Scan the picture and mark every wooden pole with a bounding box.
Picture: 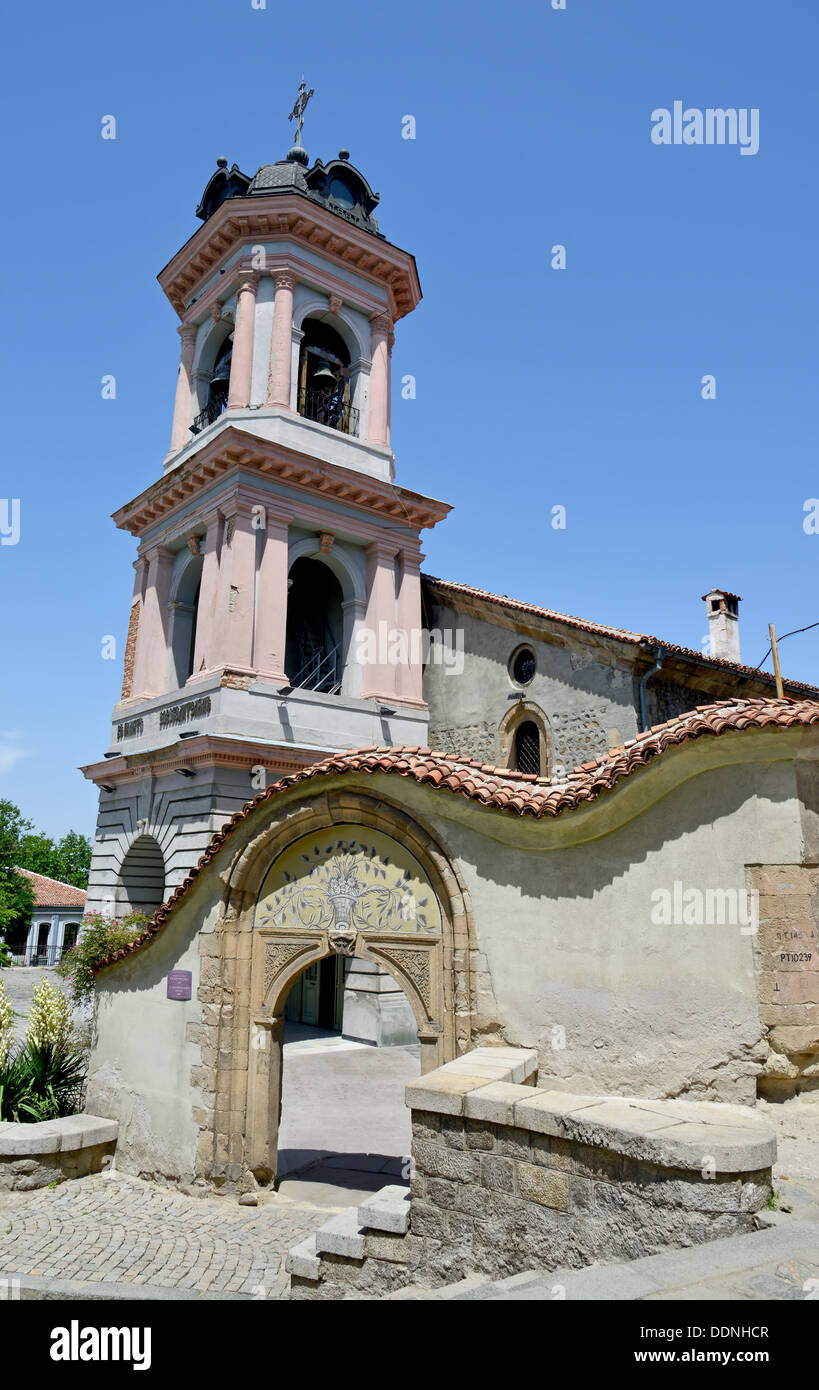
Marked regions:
[769,623,784,698]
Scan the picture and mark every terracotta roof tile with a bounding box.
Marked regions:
[92,697,819,974]
[17,870,87,909]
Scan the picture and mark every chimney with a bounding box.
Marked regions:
[702,588,742,663]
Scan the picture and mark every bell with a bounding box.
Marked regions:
[311,358,337,385]
[209,367,230,395]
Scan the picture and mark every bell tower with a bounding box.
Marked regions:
[81,103,450,964]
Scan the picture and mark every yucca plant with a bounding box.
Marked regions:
[0,1042,87,1122]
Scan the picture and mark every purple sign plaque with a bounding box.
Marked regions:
[166,970,192,1001]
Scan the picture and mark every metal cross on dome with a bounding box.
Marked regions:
[288,78,314,148]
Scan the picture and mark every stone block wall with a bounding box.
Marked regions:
[0,1116,118,1192]
[287,1048,775,1299]
[751,864,819,1099]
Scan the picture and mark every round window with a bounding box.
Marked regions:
[511,646,536,686]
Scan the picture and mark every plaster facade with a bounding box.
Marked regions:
[86,712,819,1195]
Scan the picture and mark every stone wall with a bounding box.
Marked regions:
[287,1047,775,1299]
[0,1116,118,1192]
[751,864,819,1099]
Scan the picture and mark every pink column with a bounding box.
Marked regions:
[169,324,197,452]
[130,545,175,699]
[227,273,259,410]
[368,312,392,447]
[396,548,425,705]
[254,511,290,682]
[267,270,297,408]
[213,499,257,674]
[361,541,398,701]
[190,511,222,679]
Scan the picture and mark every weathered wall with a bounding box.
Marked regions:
[85,886,221,1185]
[423,595,637,774]
[386,738,808,1104]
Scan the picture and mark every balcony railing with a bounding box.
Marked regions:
[191,391,228,436]
[298,386,359,437]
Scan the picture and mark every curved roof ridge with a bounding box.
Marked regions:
[92,697,819,973]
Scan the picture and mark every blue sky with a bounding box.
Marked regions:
[1,0,817,837]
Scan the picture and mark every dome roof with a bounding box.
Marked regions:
[195,147,383,238]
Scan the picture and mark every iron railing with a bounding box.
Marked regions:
[297,386,359,437]
[290,642,342,694]
[191,391,228,436]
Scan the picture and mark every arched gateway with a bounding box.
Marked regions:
[202,791,473,1189]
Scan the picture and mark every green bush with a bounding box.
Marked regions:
[56,910,148,1005]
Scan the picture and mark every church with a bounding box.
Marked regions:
[81,103,819,1157]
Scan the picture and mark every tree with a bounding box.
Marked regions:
[0,801,36,935]
[0,801,91,937]
[51,831,92,889]
[16,825,92,889]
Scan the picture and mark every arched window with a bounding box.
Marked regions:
[285,557,344,692]
[498,702,551,779]
[297,318,358,436]
[513,720,541,776]
[170,553,204,688]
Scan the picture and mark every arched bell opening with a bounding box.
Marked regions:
[191,330,233,434]
[297,316,358,436]
[285,555,345,692]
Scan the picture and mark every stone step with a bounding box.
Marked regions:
[313,1206,365,1260]
[357,1184,410,1235]
[285,1233,321,1281]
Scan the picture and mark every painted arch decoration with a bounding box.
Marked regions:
[255,824,442,955]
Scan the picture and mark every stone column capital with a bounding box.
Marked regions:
[272,269,297,292]
[237,271,261,296]
[178,321,198,348]
[143,543,176,566]
[370,311,393,338]
[366,539,398,563]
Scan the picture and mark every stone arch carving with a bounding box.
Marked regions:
[195,789,488,1190]
[498,700,552,778]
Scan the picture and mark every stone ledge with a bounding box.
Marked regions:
[407,1050,775,1176]
[0,1115,119,1157]
[405,1047,537,1114]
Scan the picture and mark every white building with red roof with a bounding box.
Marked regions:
[14,869,86,966]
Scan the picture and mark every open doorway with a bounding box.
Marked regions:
[276,955,421,1205]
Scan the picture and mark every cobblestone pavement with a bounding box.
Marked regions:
[0,1173,329,1299]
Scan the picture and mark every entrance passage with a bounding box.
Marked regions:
[285,955,344,1031]
[276,960,421,1205]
